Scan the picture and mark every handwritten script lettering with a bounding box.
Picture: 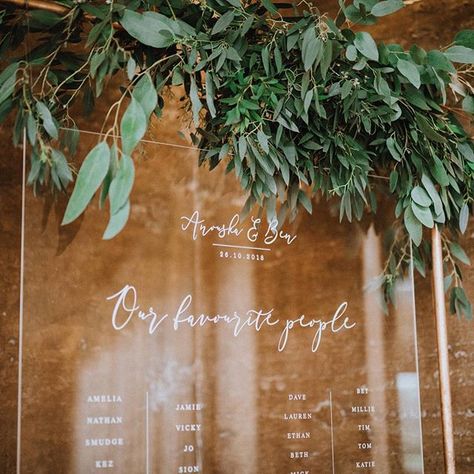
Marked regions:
[107,285,356,352]
[180,210,297,246]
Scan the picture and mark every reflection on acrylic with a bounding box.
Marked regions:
[19,138,424,473]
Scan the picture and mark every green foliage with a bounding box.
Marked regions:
[1,0,474,318]
[62,142,110,225]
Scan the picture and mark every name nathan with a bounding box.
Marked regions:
[87,416,122,425]
[107,285,356,353]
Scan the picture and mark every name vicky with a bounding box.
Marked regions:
[107,285,356,352]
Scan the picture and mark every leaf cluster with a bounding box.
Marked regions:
[0,0,473,317]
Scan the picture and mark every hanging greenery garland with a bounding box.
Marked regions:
[0,0,473,316]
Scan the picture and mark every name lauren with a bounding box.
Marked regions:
[107,285,356,353]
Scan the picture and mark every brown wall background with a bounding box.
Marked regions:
[1,1,473,472]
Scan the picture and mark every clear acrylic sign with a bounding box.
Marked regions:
[18,134,424,473]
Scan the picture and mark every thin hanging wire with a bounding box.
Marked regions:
[59,126,210,152]
[59,128,389,181]
[17,3,31,471]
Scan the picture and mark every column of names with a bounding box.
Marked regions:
[352,386,375,470]
[284,393,312,474]
[84,393,125,470]
[175,402,203,473]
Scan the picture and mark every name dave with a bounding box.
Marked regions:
[106,285,356,353]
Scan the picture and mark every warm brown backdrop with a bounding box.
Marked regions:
[1,1,473,472]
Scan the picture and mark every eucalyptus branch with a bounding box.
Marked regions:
[0,0,473,314]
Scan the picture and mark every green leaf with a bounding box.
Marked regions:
[205,72,216,118]
[51,149,72,188]
[109,155,135,215]
[298,190,312,213]
[416,114,447,143]
[132,74,157,120]
[459,142,474,162]
[421,174,443,215]
[444,45,474,64]
[302,28,321,71]
[341,80,352,99]
[90,51,106,78]
[86,20,106,47]
[100,143,117,208]
[426,50,455,73]
[411,201,434,228]
[371,0,404,17]
[29,9,63,28]
[127,57,136,81]
[190,75,202,126]
[226,46,241,62]
[121,10,175,48]
[404,206,422,246]
[261,0,278,13]
[462,96,474,114]
[304,90,312,114]
[386,136,401,161]
[0,62,18,104]
[257,129,269,153]
[262,46,270,75]
[459,203,469,234]
[103,200,130,240]
[121,97,147,155]
[0,62,19,88]
[449,242,471,265]
[431,156,450,186]
[282,143,296,166]
[320,40,333,80]
[62,142,110,225]
[389,170,398,192]
[211,11,235,36]
[404,87,430,110]
[225,106,240,125]
[238,135,247,160]
[356,0,379,10]
[444,274,453,292]
[274,44,283,72]
[343,4,377,25]
[346,45,358,61]
[36,101,58,140]
[454,30,474,49]
[226,0,241,8]
[26,113,37,145]
[354,32,379,61]
[411,186,432,207]
[64,125,80,156]
[450,286,472,320]
[397,59,421,88]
